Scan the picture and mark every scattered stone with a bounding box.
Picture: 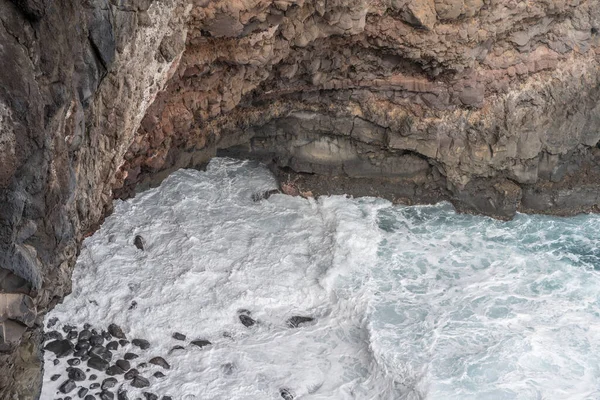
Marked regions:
[59,379,77,394]
[190,340,211,348]
[148,357,170,370]
[117,388,129,400]
[153,371,165,378]
[62,325,76,333]
[286,316,314,328]
[84,323,91,330]
[132,339,150,350]
[89,345,113,361]
[221,363,235,375]
[87,356,109,371]
[76,340,91,351]
[131,376,150,388]
[124,369,139,380]
[106,341,119,351]
[67,367,86,381]
[53,359,60,366]
[81,354,90,361]
[51,374,61,381]
[137,362,148,368]
[79,330,92,341]
[118,340,129,347]
[134,235,145,251]
[74,349,87,358]
[44,339,74,358]
[239,314,256,327]
[47,317,59,328]
[90,383,100,389]
[102,331,112,340]
[106,365,125,376]
[280,388,294,400]
[128,301,137,310]
[100,390,115,400]
[124,352,138,360]
[89,374,98,380]
[143,393,158,400]
[84,395,96,400]
[45,330,63,341]
[161,397,172,400]
[101,378,118,390]
[78,387,89,398]
[168,346,185,355]
[67,330,79,340]
[90,335,104,346]
[116,359,130,371]
[107,324,126,339]
[172,332,186,341]
[67,358,81,366]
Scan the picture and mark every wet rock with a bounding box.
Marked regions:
[47,318,59,328]
[90,335,104,346]
[78,387,89,398]
[100,391,115,400]
[59,379,77,394]
[84,324,91,330]
[87,356,109,371]
[118,340,129,347]
[148,357,170,370]
[89,345,112,361]
[106,365,125,375]
[117,388,129,400]
[106,341,119,351]
[51,374,61,381]
[124,369,139,380]
[286,316,314,328]
[128,301,138,310]
[132,339,150,350]
[76,340,91,351]
[172,332,186,341]
[107,324,126,339]
[89,374,98,380]
[79,330,92,341]
[84,395,96,400]
[153,371,165,378]
[101,378,118,390]
[131,376,150,388]
[45,330,63,341]
[63,325,76,333]
[81,354,90,361]
[67,358,81,366]
[124,352,138,360]
[161,397,172,400]
[102,331,112,340]
[134,235,145,251]
[90,383,100,389]
[68,331,79,340]
[116,359,130,371]
[45,339,74,358]
[143,393,158,400]
[54,359,60,365]
[190,340,211,348]
[239,315,256,327]
[137,362,148,368]
[168,345,185,354]
[280,388,294,400]
[74,349,87,358]
[67,367,86,381]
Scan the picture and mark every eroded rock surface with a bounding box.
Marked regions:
[1,0,599,398]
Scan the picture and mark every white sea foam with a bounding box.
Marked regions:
[42,158,600,399]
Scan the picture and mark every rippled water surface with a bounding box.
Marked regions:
[43,158,600,399]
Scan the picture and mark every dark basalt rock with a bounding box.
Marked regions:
[168,345,185,354]
[67,358,81,366]
[67,330,79,340]
[118,340,129,347]
[76,340,91,351]
[47,318,59,329]
[44,339,74,358]
[90,383,100,390]
[100,390,115,400]
[190,339,211,348]
[107,324,126,339]
[87,356,109,371]
[117,388,129,400]
[161,397,173,400]
[105,365,125,376]
[102,331,112,340]
[67,367,86,381]
[148,357,170,370]
[106,341,119,351]
[286,316,314,328]
[116,359,130,371]
[130,376,150,388]
[280,388,294,400]
[132,339,150,350]
[124,369,139,380]
[59,379,77,394]
[172,332,186,341]
[239,314,256,327]
[89,374,98,380]
[62,325,76,334]
[45,330,63,341]
[90,335,104,346]
[101,377,118,390]
[50,374,61,381]
[143,392,158,400]
[78,387,89,398]
[54,359,60,365]
[85,395,96,400]
[134,235,145,251]
[124,352,138,360]
[89,345,112,361]
[79,330,92,341]
[153,371,165,378]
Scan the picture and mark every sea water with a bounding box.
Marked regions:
[42,158,600,399]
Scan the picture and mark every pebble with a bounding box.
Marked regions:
[67,331,79,340]
[106,365,125,376]
[89,374,98,380]
[116,359,131,371]
[67,358,81,366]
[76,341,91,351]
[67,367,86,381]
[130,376,150,388]
[148,357,170,370]
[117,389,129,400]
[53,359,60,366]
[44,339,74,358]
[190,340,211,348]
[79,330,92,341]
[47,317,59,328]
[124,369,139,380]
[89,383,100,390]
[172,332,186,341]
[62,325,76,333]
[107,324,126,339]
[118,340,129,347]
[58,379,77,394]
[106,341,119,351]
[78,387,89,398]
[168,346,185,355]
[239,315,256,327]
[87,356,109,371]
[287,316,314,328]
[280,388,294,400]
[101,378,118,390]
[90,335,104,346]
[50,374,61,381]
[153,371,165,378]
[161,397,173,400]
[124,353,138,360]
[143,393,158,400]
[99,390,114,400]
[134,235,145,251]
[84,395,96,400]
[45,330,63,341]
[132,339,150,350]
[89,345,113,361]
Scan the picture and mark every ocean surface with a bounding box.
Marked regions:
[42,158,600,399]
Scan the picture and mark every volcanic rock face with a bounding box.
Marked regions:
[0,0,599,398]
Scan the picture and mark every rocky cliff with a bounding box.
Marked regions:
[0,0,599,398]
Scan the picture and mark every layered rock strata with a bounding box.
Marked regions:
[1,0,599,398]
